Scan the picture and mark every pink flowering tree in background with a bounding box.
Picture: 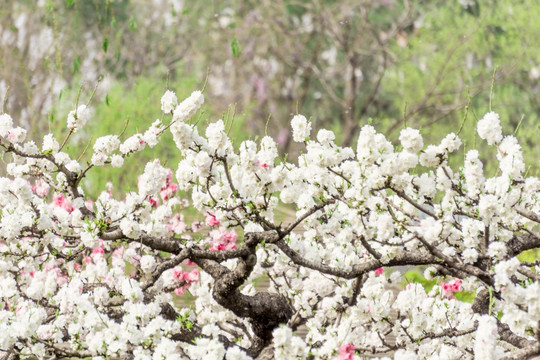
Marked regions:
[0,88,539,360]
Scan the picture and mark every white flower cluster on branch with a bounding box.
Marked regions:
[0,89,539,360]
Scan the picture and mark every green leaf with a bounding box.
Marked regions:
[129,17,137,31]
[102,37,109,53]
[231,38,241,58]
[72,56,81,74]
[66,0,74,8]
[105,94,110,107]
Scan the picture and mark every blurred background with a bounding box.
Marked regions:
[1,0,539,196]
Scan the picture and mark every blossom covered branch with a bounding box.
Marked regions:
[0,91,539,360]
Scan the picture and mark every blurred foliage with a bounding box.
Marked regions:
[382,0,540,176]
[403,269,476,303]
[518,248,540,263]
[1,0,539,197]
[403,268,438,293]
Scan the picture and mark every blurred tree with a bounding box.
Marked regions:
[1,0,538,178]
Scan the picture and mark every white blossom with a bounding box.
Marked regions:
[477,112,503,145]
[474,315,498,359]
[66,105,90,133]
[399,127,423,153]
[316,129,335,145]
[0,113,14,137]
[140,255,156,273]
[93,135,120,155]
[42,134,59,153]
[172,90,204,123]
[121,219,141,239]
[110,154,124,168]
[290,114,311,142]
[161,90,178,114]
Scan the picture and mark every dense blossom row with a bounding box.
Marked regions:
[0,88,539,359]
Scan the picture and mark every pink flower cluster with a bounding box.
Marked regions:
[205,211,220,227]
[31,179,49,197]
[21,261,68,287]
[172,267,200,295]
[209,227,237,251]
[51,192,93,212]
[160,169,178,201]
[204,211,238,251]
[441,278,462,299]
[167,213,187,234]
[52,193,74,213]
[148,169,179,207]
[338,344,355,360]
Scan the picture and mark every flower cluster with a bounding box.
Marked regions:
[0,89,538,360]
[440,278,462,299]
[66,105,91,133]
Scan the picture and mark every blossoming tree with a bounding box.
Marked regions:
[0,89,539,360]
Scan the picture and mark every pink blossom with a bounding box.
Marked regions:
[441,278,463,299]
[442,282,451,293]
[85,200,94,211]
[451,278,462,292]
[57,275,68,286]
[211,243,226,251]
[32,179,49,197]
[52,193,74,213]
[112,247,124,259]
[338,344,355,360]
[92,246,105,256]
[149,197,159,207]
[183,259,196,266]
[168,214,187,234]
[160,182,178,201]
[374,267,384,276]
[174,284,190,296]
[191,222,203,232]
[173,267,184,281]
[185,268,200,283]
[221,229,237,243]
[160,169,179,201]
[164,168,172,183]
[209,227,238,251]
[205,212,220,227]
